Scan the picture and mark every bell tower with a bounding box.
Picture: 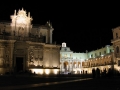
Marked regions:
[10,8,33,37]
[111,26,120,66]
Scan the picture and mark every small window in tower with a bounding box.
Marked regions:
[99,52,101,55]
[116,33,118,38]
[116,46,119,53]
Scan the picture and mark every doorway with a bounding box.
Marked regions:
[16,57,23,72]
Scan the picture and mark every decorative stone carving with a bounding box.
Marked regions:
[29,49,34,62]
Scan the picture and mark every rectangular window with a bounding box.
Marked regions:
[116,33,118,38]
[104,51,106,54]
[91,54,93,58]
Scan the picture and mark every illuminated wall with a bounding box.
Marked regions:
[111,26,120,72]
[60,42,120,74]
[27,42,60,71]
[60,42,88,74]
[30,69,59,75]
[0,8,60,75]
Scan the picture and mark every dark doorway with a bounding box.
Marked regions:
[16,57,23,72]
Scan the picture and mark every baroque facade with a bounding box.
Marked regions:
[0,8,60,75]
[60,36,120,74]
[1,8,120,75]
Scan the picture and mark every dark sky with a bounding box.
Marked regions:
[0,1,119,52]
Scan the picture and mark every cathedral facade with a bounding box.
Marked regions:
[0,8,60,75]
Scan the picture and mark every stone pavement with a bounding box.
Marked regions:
[0,77,92,90]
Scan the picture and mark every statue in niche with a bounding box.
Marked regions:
[29,61,34,65]
[29,50,34,62]
[13,31,15,36]
[18,26,25,37]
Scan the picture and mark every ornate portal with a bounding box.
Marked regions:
[0,8,60,75]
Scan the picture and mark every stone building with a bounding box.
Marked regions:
[0,8,60,75]
[82,45,114,74]
[60,42,87,74]
[60,28,120,74]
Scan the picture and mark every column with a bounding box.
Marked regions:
[26,47,30,68]
[50,29,53,44]
[61,61,64,72]
[46,31,48,43]
[9,41,15,72]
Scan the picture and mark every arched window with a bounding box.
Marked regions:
[116,33,118,38]
[116,46,119,53]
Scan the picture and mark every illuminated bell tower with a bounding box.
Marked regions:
[111,26,120,67]
[10,8,33,37]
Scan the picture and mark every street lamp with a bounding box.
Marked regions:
[111,49,115,76]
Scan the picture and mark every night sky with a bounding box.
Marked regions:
[0,1,119,52]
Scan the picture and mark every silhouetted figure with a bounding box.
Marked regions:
[81,71,82,74]
[104,68,107,77]
[108,68,113,77]
[83,70,84,74]
[96,68,100,78]
[34,71,36,75]
[92,68,95,78]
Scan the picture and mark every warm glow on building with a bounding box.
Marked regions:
[0,8,60,75]
[53,69,59,74]
[31,69,43,74]
[45,69,50,74]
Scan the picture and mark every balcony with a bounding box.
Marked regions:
[29,65,43,68]
[61,57,73,60]
[0,35,45,43]
[111,37,120,43]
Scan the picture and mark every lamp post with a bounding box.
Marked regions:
[111,50,115,77]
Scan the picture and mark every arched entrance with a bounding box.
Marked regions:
[64,61,68,72]
[73,62,77,68]
[78,62,81,68]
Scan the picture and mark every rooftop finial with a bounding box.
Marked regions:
[50,22,52,28]
[22,7,24,10]
[28,12,30,17]
[48,20,50,26]
[14,10,16,15]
